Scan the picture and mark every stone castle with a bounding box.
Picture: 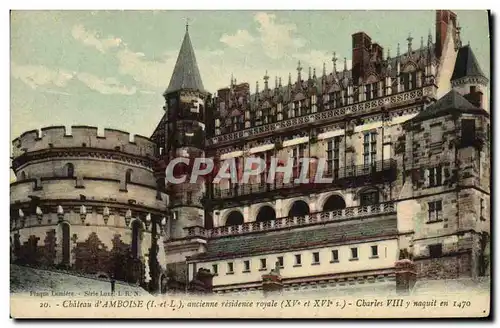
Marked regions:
[10,10,490,295]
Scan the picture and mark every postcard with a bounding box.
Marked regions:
[9,9,491,319]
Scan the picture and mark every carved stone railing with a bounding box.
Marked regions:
[186,202,396,239]
[213,159,396,200]
[208,87,433,146]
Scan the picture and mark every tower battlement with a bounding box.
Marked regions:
[12,125,156,159]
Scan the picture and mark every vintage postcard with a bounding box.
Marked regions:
[9,9,491,319]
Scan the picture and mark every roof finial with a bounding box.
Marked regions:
[421,36,424,49]
[332,52,338,73]
[322,62,326,76]
[279,77,282,87]
[407,33,413,53]
[288,72,292,85]
[297,61,303,81]
[275,76,278,89]
[263,70,269,90]
[428,29,432,45]
[185,17,190,32]
[397,43,401,57]
[230,73,234,87]
[313,67,316,79]
[387,48,391,60]
[456,20,462,48]
[308,66,312,79]
[256,80,259,93]
[343,57,347,71]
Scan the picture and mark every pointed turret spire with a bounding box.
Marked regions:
[428,29,433,45]
[279,77,282,87]
[407,33,413,53]
[288,72,292,85]
[313,67,316,79]
[332,52,338,73]
[308,67,312,80]
[297,61,303,82]
[165,26,205,94]
[263,70,269,90]
[397,43,401,57]
[275,76,278,89]
[322,62,326,76]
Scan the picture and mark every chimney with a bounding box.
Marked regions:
[352,32,372,84]
[435,10,458,58]
[464,88,483,109]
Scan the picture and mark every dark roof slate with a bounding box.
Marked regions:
[410,89,484,123]
[189,216,397,261]
[451,45,487,81]
[165,30,205,94]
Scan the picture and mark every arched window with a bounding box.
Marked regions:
[125,169,133,185]
[61,222,70,265]
[20,171,26,180]
[360,189,380,206]
[225,211,244,226]
[288,200,310,217]
[256,206,276,222]
[65,163,74,178]
[131,220,141,258]
[323,195,346,212]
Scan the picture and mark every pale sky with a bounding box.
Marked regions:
[10,10,490,140]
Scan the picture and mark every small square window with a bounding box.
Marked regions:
[350,247,358,260]
[277,256,284,268]
[212,264,218,275]
[243,260,250,272]
[294,254,302,266]
[429,244,443,258]
[312,252,320,264]
[331,250,339,263]
[371,245,379,258]
[260,258,267,270]
[227,262,234,274]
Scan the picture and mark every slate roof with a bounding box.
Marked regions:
[165,29,205,94]
[189,216,397,261]
[451,45,488,81]
[410,89,485,123]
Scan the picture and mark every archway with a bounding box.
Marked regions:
[61,222,70,265]
[323,195,346,211]
[131,220,141,258]
[225,211,244,226]
[288,200,310,217]
[256,206,276,222]
[160,274,168,294]
[65,163,74,178]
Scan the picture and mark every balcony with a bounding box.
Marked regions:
[187,201,396,239]
[212,159,397,200]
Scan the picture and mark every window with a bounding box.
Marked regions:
[125,169,132,185]
[292,144,306,179]
[294,254,302,266]
[331,250,339,263]
[429,244,443,258]
[66,163,75,178]
[430,123,442,144]
[360,190,379,206]
[327,137,341,178]
[260,258,267,270]
[428,166,443,187]
[277,256,284,268]
[350,247,358,260]
[480,199,485,221]
[212,264,218,275]
[227,262,234,274]
[243,260,250,272]
[312,252,320,264]
[428,200,443,222]
[461,119,476,147]
[363,132,377,166]
[311,95,317,113]
[371,245,379,258]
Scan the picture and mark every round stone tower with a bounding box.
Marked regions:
[10,125,168,290]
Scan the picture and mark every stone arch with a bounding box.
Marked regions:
[287,200,310,217]
[256,205,276,222]
[402,61,418,73]
[59,221,71,265]
[225,210,244,226]
[365,74,379,84]
[65,163,74,178]
[130,219,142,259]
[322,194,347,212]
[160,273,168,294]
[125,169,133,186]
[318,192,347,211]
